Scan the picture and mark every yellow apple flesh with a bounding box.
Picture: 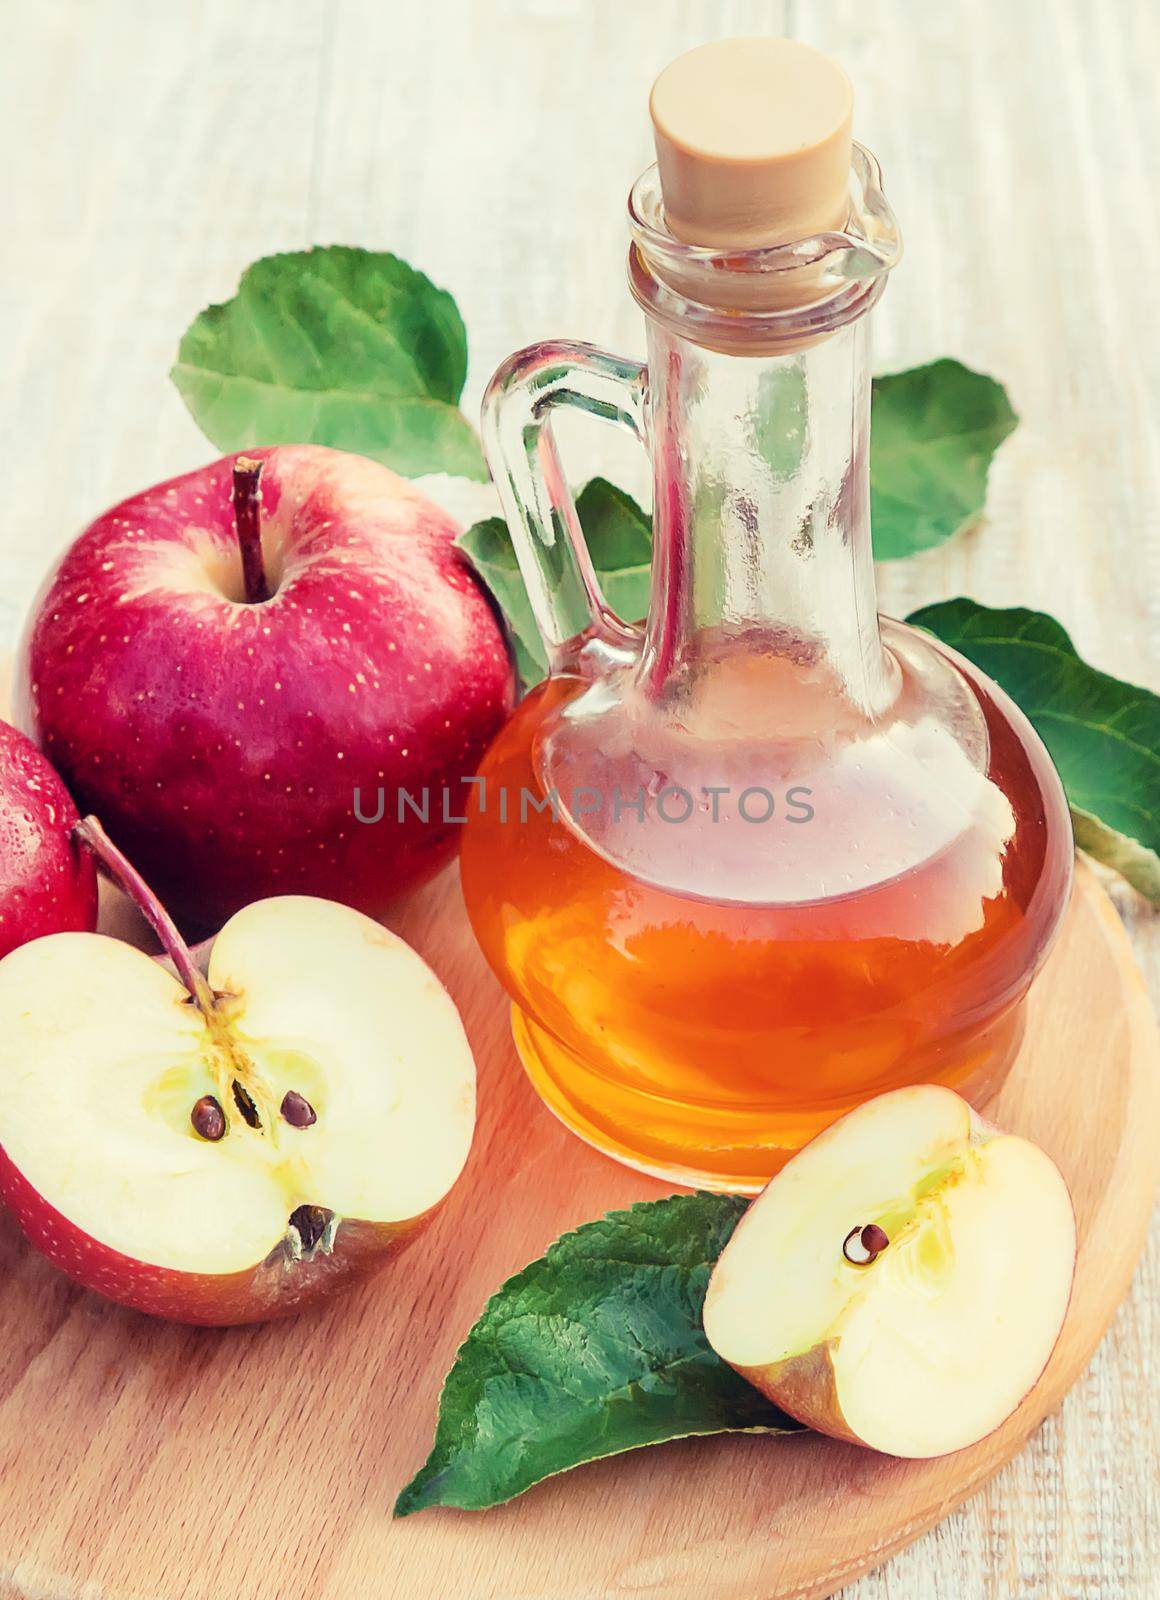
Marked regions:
[702,1085,1076,1458]
[0,895,476,1324]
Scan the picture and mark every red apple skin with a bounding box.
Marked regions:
[730,1345,863,1448]
[16,446,517,935]
[0,719,97,956]
[738,1331,1069,1458]
[0,1140,434,1325]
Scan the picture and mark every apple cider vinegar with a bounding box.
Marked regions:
[462,653,1070,1192]
[461,39,1072,1191]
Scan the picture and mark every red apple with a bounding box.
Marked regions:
[17,446,516,934]
[0,818,476,1325]
[703,1085,1076,1457]
[0,718,97,956]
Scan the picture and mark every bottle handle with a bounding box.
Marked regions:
[481,340,648,670]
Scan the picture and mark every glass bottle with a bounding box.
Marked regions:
[460,54,1072,1194]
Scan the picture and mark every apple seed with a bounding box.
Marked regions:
[280,1090,317,1128]
[191,1095,226,1142]
[842,1223,890,1265]
[231,1079,262,1130]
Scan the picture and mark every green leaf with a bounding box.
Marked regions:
[573,477,653,624]
[870,359,1018,560]
[909,599,1160,901]
[751,365,809,482]
[171,246,487,480]
[456,514,548,686]
[458,478,652,688]
[395,1193,798,1515]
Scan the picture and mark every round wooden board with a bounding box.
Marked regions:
[0,859,1154,1600]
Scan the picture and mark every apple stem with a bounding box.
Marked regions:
[232,456,271,605]
[73,816,217,1015]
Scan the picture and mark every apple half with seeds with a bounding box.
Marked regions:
[703,1085,1076,1458]
[0,819,475,1325]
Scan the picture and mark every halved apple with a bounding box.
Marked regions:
[0,821,475,1325]
[702,1085,1076,1458]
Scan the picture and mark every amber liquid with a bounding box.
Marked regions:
[461,658,1072,1192]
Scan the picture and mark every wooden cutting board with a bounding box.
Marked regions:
[0,858,1155,1600]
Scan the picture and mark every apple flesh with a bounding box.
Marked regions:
[0,825,475,1325]
[17,445,516,935]
[0,718,97,957]
[702,1085,1076,1458]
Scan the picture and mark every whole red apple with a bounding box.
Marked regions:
[17,446,516,934]
[0,719,97,955]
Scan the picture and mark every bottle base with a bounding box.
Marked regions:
[511,1002,1024,1195]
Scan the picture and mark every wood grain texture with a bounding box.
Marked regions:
[0,864,1151,1600]
[2,0,1158,1594]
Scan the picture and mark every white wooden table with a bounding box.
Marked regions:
[3,1,1158,1594]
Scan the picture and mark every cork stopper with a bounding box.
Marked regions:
[650,37,853,249]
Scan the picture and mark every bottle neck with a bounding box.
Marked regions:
[638,315,895,719]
